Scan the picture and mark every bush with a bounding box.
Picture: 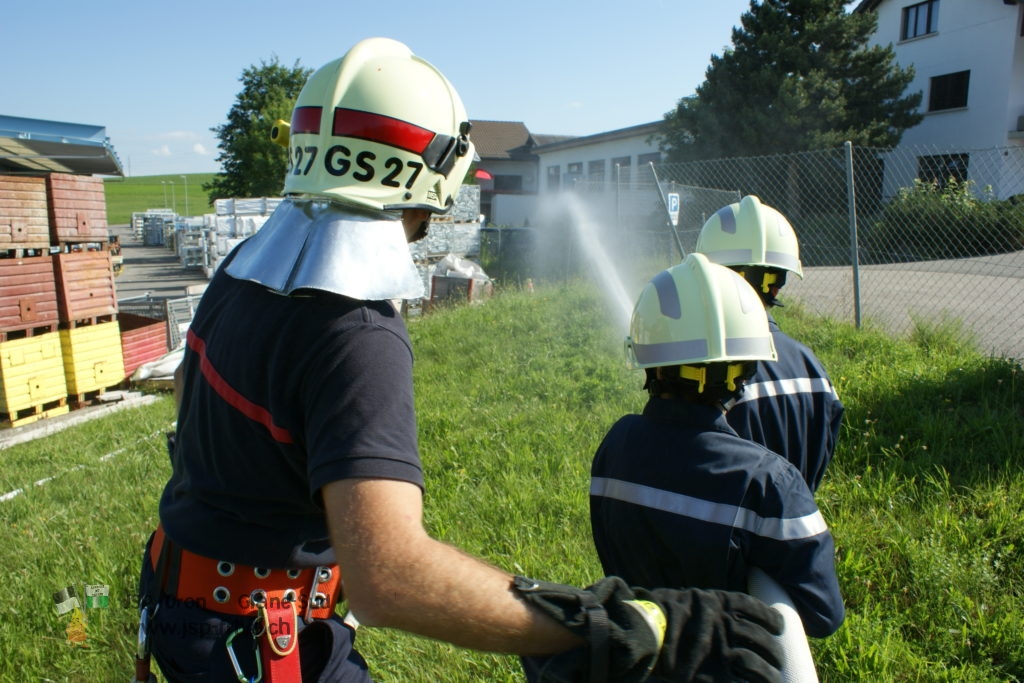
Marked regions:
[870,178,1024,261]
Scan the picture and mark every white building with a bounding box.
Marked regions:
[855,0,1024,197]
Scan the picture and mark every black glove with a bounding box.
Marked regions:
[514,575,784,683]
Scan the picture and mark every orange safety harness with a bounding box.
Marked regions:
[138,525,343,682]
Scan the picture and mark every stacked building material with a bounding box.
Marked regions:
[0,172,132,426]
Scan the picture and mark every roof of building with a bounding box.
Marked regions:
[0,115,124,176]
[532,121,663,154]
[469,120,576,160]
[470,120,532,159]
[852,0,880,11]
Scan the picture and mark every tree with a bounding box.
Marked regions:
[204,56,312,202]
[660,0,923,162]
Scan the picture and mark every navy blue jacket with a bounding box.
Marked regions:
[590,398,844,638]
[725,314,844,492]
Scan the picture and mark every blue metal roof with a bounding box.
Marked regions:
[0,114,124,176]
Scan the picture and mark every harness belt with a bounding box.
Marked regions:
[147,525,344,682]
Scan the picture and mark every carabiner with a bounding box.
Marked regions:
[225,627,262,683]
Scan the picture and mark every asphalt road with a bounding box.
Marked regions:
[111,223,210,302]
[785,250,1024,361]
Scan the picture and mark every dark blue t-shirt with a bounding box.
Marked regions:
[159,257,423,568]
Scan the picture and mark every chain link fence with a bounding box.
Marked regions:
[562,143,1024,361]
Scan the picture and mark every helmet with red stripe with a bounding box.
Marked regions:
[282,37,474,214]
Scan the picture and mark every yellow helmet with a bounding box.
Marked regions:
[625,253,776,392]
[280,37,474,214]
[696,195,803,271]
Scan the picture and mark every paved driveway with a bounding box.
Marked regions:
[785,250,1024,361]
[111,224,210,302]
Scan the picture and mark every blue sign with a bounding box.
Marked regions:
[667,192,680,226]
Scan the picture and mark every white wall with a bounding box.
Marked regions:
[537,133,662,193]
[873,0,1022,149]
[491,194,538,227]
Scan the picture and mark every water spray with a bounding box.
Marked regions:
[553,192,636,332]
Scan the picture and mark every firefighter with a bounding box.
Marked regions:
[136,38,785,682]
[588,253,845,645]
[695,195,845,492]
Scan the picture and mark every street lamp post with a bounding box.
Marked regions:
[161,181,168,207]
[170,181,176,215]
[180,175,190,217]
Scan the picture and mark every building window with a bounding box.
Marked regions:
[637,152,662,167]
[918,153,969,187]
[567,162,583,175]
[901,0,939,40]
[929,70,969,111]
[611,157,632,183]
[588,159,605,181]
[494,175,522,193]
[547,165,560,191]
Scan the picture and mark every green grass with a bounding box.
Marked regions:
[0,280,1021,682]
[103,174,216,225]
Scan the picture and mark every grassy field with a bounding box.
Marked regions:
[0,279,1021,682]
[103,174,216,225]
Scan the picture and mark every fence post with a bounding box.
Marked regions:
[649,162,687,260]
[844,141,863,329]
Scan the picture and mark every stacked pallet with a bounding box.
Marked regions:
[0,172,136,427]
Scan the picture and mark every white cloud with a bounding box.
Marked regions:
[152,145,172,157]
[193,143,208,155]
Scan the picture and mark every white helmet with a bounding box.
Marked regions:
[625,253,776,392]
[279,37,474,214]
[696,196,802,305]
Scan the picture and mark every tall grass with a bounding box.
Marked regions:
[0,280,1020,682]
[103,174,216,225]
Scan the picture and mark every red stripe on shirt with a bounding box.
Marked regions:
[331,108,434,154]
[186,329,294,444]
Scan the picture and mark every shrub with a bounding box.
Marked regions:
[870,178,1024,261]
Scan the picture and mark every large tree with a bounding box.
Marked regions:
[205,56,312,202]
[661,0,923,161]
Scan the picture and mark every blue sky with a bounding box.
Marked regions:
[5,1,794,177]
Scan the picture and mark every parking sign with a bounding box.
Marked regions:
[667,192,680,226]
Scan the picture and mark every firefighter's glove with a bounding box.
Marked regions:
[514,575,784,683]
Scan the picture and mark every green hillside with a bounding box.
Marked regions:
[103,174,216,225]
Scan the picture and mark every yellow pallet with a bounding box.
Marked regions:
[0,331,69,415]
[59,320,125,397]
[2,400,70,428]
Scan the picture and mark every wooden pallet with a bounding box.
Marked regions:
[60,314,117,329]
[68,386,123,410]
[1,398,69,428]
[0,248,51,259]
[0,324,58,343]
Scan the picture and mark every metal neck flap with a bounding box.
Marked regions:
[224,199,424,301]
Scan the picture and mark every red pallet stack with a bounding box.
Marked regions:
[0,175,68,425]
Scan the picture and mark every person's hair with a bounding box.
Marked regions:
[643,362,754,406]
